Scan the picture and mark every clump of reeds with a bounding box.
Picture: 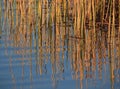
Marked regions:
[2,0,120,85]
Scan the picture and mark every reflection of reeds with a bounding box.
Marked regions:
[1,0,120,89]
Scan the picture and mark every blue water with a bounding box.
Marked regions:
[0,30,120,89]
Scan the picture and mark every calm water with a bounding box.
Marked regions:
[0,0,120,89]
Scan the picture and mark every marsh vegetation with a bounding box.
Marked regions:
[0,0,120,89]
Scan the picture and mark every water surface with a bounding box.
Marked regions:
[0,0,120,89]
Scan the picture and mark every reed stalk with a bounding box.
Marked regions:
[91,0,96,37]
[108,0,112,44]
[0,0,1,31]
[118,0,120,71]
[119,0,120,33]
[111,0,115,43]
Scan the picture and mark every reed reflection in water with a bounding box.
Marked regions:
[0,0,120,89]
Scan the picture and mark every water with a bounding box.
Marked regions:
[0,0,120,89]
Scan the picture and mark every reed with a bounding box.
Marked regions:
[111,0,115,42]
[0,1,1,31]
[118,0,120,73]
[118,0,120,40]
[1,1,120,88]
[4,0,119,36]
